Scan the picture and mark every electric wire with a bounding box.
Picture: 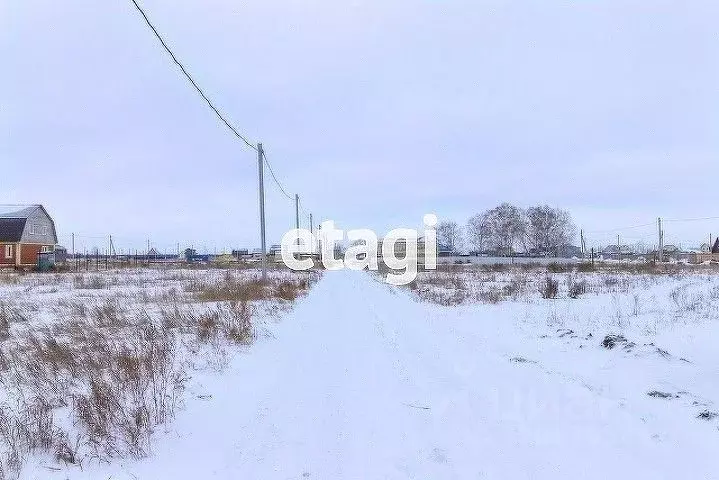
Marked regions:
[130,0,309,219]
[130,0,257,150]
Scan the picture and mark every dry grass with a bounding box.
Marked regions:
[185,271,311,304]
[73,275,107,290]
[404,263,716,306]
[0,274,20,286]
[0,266,319,479]
[0,320,186,472]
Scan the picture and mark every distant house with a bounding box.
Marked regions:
[556,244,582,258]
[662,244,680,255]
[713,238,719,254]
[602,244,634,256]
[0,205,58,268]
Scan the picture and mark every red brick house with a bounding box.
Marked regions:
[0,205,58,268]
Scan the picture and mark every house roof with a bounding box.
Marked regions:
[0,218,27,242]
[0,205,58,244]
[0,205,43,218]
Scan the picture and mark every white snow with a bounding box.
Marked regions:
[18,268,719,480]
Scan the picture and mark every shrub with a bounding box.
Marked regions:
[540,276,559,299]
[196,313,219,343]
[567,277,587,299]
[503,274,530,300]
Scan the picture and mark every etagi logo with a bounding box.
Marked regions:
[281,214,438,286]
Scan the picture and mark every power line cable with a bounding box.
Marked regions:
[129,0,257,150]
[260,149,294,201]
[664,216,719,223]
[130,0,310,218]
[298,197,308,216]
[585,222,656,235]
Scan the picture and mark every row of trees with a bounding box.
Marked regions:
[437,204,576,256]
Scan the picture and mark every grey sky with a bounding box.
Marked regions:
[2,0,717,253]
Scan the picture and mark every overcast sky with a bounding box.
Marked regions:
[2,0,717,253]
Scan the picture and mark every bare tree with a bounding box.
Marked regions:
[467,212,490,253]
[437,221,462,253]
[482,203,525,256]
[523,205,575,255]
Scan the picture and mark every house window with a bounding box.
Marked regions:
[4,245,13,259]
[41,246,52,253]
[42,226,48,235]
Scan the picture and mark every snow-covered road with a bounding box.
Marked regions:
[51,270,719,480]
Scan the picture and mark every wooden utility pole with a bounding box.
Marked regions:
[258,143,267,281]
[72,233,75,271]
[295,194,300,232]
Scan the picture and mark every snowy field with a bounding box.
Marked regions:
[1,264,719,479]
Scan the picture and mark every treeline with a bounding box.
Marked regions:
[437,203,576,256]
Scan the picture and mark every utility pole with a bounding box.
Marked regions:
[617,234,621,261]
[309,213,314,255]
[72,233,75,271]
[657,217,663,263]
[295,194,300,232]
[258,143,267,281]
